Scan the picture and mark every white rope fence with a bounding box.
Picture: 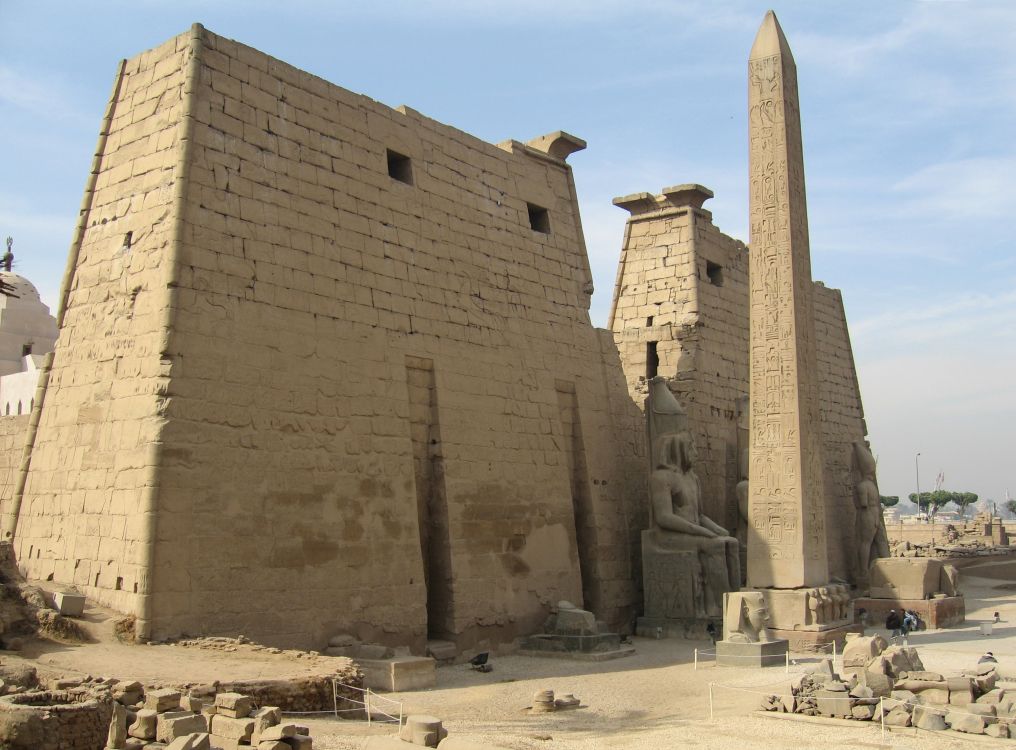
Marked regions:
[282,681,404,727]
[694,640,838,672]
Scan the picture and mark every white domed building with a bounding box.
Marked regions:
[0,272,58,417]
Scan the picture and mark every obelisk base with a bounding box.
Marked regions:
[765,624,860,653]
[716,639,788,667]
[743,585,860,653]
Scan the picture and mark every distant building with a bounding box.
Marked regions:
[0,272,57,416]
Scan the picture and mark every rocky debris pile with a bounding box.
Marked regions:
[157,635,321,660]
[0,542,86,649]
[762,636,1014,738]
[0,661,40,695]
[890,537,1007,559]
[102,685,315,749]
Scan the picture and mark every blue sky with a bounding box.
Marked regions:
[1,0,1013,507]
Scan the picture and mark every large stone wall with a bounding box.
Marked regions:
[13,33,187,616]
[13,26,644,651]
[0,416,30,527]
[608,186,747,528]
[609,186,868,583]
[813,284,868,580]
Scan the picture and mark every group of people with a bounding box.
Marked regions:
[885,608,921,638]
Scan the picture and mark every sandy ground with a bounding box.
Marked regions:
[3,558,1014,749]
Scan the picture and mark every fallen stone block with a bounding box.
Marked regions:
[967,704,996,718]
[842,635,887,670]
[258,742,289,750]
[251,706,283,743]
[108,701,128,748]
[52,591,86,617]
[116,682,144,706]
[851,704,876,720]
[146,688,183,712]
[259,723,298,741]
[815,690,852,718]
[947,712,987,734]
[882,646,923,676]
[977,688,1006,704]
[166,734,212,750]
[849,685,873,699]
[210,713,255,742]
[860,670,894,697]
[997,700,1016,719]
[885,708,912,727]
[986,723,1010,739]
[286,736,313,749]
[214,691,253,718]
[947,677,974,705]
[400,715,447,747]
[157,711,208,743]
[359,656,437,692]
[974,671,998,693]
[129,709,158,740]
[913,705,947,731]
[180,694,205,712]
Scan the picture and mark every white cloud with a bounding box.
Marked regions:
[891,157,1016,221]
[0,67,93,127]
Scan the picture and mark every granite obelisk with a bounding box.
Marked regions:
[746,11,828,589]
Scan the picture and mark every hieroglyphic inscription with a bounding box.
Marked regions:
[746,15,829,589]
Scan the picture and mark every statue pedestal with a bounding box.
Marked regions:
[642,532,705,618]
[744,587,861,653]
[639,534,713,639]
[635,616,711,640]
[716,639,788,667]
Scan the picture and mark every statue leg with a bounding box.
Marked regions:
[700,540,731,618]
[724,537,741,590]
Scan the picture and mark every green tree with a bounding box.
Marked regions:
[1006,499,1016,518]
[908,491,933,514]
[952,492,978,517]
[879,495,899,507]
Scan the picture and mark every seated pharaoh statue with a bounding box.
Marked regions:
[642,377,741,621]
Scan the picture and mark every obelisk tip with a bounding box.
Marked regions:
[749,10,794,63]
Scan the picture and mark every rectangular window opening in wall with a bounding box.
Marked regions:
[21,343,32,357]
[387,149,413,185]
[646,315,654,327]
[646,341,659,379]
[527,203,551,234]
[706,260,724,286]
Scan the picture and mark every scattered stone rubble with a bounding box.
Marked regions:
[0,670,346,749]
[0,541,86,649]
[761,635,1014,738]
[891,538,1009,559]
[107,685,316,750]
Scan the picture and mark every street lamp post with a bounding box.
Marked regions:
[915,452,922,521]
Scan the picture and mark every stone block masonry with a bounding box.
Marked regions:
[10,24,644,652]
[609,185,868,586]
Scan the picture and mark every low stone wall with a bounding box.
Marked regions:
[215,671,365,716]
[0,690,113,750]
